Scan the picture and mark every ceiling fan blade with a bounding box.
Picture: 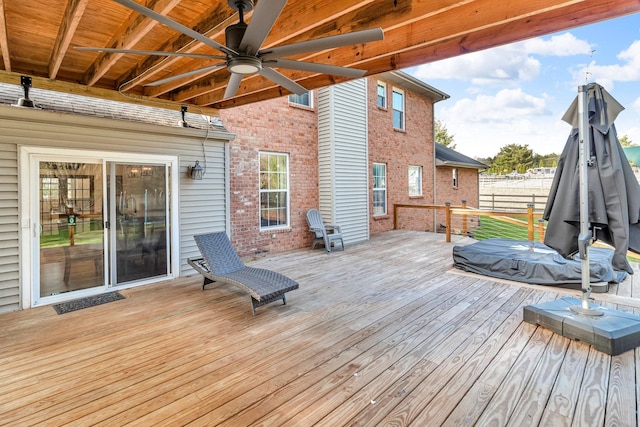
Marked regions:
[75,46,226,60]
[265,58,366,78]
[259,67,307,95]
[224,72,244,99]
[239,0,287,55]
[145,63,227,86]
[113,0,237,56]
[260,28,384,60]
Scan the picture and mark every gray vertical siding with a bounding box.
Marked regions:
[0,104,232,313]
[317,80,370,245]
[0,142,19,313]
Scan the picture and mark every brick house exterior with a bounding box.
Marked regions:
[220,72,483,256]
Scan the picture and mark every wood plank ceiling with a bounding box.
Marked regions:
[0,0,638,112]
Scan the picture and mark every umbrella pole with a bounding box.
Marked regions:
[571,84,603,316]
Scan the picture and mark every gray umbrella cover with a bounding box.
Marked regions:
[543,83,640,274]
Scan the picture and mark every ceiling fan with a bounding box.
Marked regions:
[77,0,384,99]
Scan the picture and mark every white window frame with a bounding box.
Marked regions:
[408,165,422,196]
[377,81,387,109]
[392,87,405,130]
[373,162,387,216]
[259,152,290,230]
[288,91,313,108]
[453,168,458,188]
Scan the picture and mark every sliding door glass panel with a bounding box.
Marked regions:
[110,163,168,284]
[39,161,104,296]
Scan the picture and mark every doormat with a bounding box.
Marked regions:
[53,291,125,315]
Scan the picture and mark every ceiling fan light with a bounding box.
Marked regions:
[228,56,262,74]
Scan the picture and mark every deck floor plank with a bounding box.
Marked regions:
[0,230,639,426]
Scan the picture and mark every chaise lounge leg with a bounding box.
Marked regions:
[202,277,215,290]
[282,294,287,306]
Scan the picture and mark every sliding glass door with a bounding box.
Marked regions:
[32,151,175,305]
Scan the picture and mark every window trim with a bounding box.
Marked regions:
[373,162,387,216]
[392,87,405,130]
[408,165,423,197]
[376,81,387,109]
[288,91,313,108]
[259,151,290,230]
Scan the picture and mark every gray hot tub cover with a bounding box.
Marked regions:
[453,238,626,285]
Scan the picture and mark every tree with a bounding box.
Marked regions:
[620,135,635,147]
[493,144,535,174]
[435,119,456,149]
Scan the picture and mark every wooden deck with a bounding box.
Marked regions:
[1,231,640,426]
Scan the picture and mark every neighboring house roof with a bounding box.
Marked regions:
[378,71,450,103]
[435,143,487,169]
[0,82,230,134]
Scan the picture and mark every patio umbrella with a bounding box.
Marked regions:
[543,82,640,275]
[523,84,640,356]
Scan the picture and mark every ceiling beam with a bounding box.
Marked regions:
[170,0,487,103]
[49,0,89,79]
[140,0,376,98]
[0,0,10,71]
[117,2,238,92]
[207,0,640,109]
[83,0,182,86]
[0,69,219,115]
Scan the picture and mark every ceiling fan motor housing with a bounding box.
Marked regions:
[225,22,247,52]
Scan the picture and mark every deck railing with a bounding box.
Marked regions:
[394,203,545,243]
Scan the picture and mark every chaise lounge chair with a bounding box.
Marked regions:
[188,232,299,315]
[306,209,344,252]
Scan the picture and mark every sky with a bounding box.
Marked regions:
[405,13,640,160]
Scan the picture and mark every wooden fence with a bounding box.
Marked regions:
[479,193,548,213]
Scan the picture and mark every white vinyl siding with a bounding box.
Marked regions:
[317,80,369,245]
[1,104,231,312]
[0,141,19,314]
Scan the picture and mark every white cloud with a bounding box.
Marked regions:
[411,46,541,85]
[412,32,593,87]
[520,33,593,56]
[572,40,640,87]
[436,89,565,158]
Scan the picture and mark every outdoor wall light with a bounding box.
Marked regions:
[190,160,204,180]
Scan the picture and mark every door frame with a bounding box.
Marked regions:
[19,146,180,308]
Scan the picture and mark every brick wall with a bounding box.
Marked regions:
[367,78,436,234]
[435,166,480,233]
[219,97,318,257]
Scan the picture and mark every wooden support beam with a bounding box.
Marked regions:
[83,0,182,86]
[49,0,89,79]
[0,0,10,71]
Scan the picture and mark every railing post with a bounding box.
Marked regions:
[532,194,536,212]
[394,204,398,229]
[445,202,451,243]
[461,199,467,236]
[538,218,545,242]
[527,203,534,241]
[491,193,495,210]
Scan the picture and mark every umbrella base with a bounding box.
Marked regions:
[523,297,640,355]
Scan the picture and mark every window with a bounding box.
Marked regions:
[377,81,387,108]
[288,91,312,107]
[392,88,405,130]
[452,168,458,188]
[373,163,387,215]
[259,152,289,229]
[408,165,422,196]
